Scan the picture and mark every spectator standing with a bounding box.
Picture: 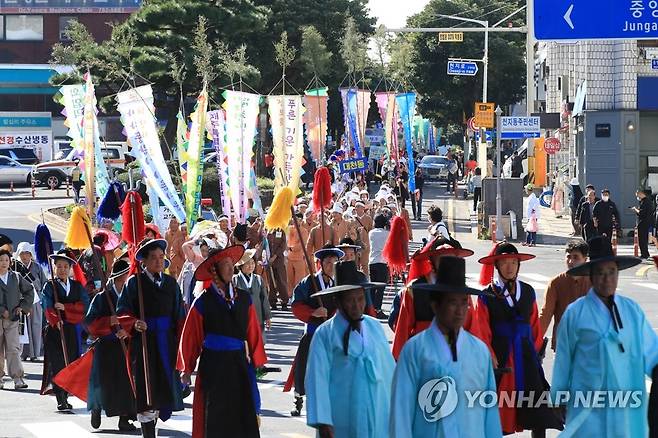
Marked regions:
[411,167,424,220]
[592,188,621,239]
[632,189,654,259]
[472,168,483,212]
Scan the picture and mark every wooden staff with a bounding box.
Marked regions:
[80,220,136,398]
[128,192,152,407]
[290,207,323,308]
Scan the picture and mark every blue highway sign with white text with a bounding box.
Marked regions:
[447,61,478,76]
[534,0,658,40]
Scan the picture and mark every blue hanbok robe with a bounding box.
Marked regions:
[552,288,658,437]
[390,320,502,437]
[305,311,395,438]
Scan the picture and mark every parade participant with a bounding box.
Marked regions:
[305,261,393,437]
[538,241,591,351]
[552,236,658,436]
[368,214,390,319]
[390,256,501,437]
[428,205,450,240]
[217,214,231,238]
[287,214,309,299]
[12,242,47,361]
[180,237,218,307]
[391,237,476,360]
[116,238,185,438]
[285,244,345,416]
[0,248,33,390]
[231,222,249,247]
[165,218,187,280]
[475,242,563,437]
[0,233,13,252]
[178,245,267,438]
[330,203,351,245]
[234,248,271,341]
[306,211,334,256]
[80,233,110,294]
[41,250,88,409]
[85,259,137,431]
[266,226,288,311]
[144,224,161,239]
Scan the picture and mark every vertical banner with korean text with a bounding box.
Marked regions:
[223,90,260,223]
[268,95,305,195]
[206,110,232,219]
[57,85,85,153]
[303,87,328,165]
[346,89,363,157]
[82,75,97,211]
[116,85,186,221]
[176,111,189,195]
[396,92,417,192]
[185,87,208,225]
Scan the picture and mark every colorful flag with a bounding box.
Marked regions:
[185,86,208,225]
[356,89,370,155]
[176,111,189,194]
[268,95,305,195]
[116,85,186,222]
[82,74,96,211]
[396,92,417,192]
[206,110,232,221]
[303,87,328,165]
[56,85,85,153]
[346,89,363,157]
[222,90,261,223]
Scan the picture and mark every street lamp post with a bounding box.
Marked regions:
[495,105,503,241]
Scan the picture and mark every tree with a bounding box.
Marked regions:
[404,0,526,128]
[300,25,332,80]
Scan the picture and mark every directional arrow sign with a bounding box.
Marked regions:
[447,61,478,76]
[534,0,658,40]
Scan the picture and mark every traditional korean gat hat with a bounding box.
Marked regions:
[478,242,535,286]
[49,249,77,266]
[311,261,384,298]
[567,236,640,276]
[194,245,246,281]
[314,244,345,261]
[411,256,494,297]
[108,259,130,280]
[135,238,167,261]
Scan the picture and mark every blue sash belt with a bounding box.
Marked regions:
[494,320,539,392]
[306,322,319,336]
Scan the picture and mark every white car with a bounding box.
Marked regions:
[0,156,33,185]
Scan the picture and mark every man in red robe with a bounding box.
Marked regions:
[177,245,267,438]
[391,236,478,360]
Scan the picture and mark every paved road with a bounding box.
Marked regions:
[0,184,657,437]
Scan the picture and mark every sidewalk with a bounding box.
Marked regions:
[0,186,73,201]
[535,204,575,245]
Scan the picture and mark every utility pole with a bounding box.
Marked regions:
[495,105,503,241]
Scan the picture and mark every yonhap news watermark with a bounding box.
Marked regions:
[418,378,645,422]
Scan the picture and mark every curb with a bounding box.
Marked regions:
[28,210,68,236]
[0,196,72,202]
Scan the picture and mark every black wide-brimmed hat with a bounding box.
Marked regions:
[314,244,345,261]
[49,249,77,266]
[135,238,168,261]
[412,256,494,296]
[567,236,641,276]
[194,245,246,281]
[0,233,13,248]
[336,237,361,252]
[478,242,535,265]
[108,259,130,280]
[311,261,385,298]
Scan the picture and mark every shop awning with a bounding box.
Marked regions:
[0,64,73,95]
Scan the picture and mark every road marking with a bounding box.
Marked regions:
[636,265,654,277]
[22,421,95,438]
[632,282,658,291]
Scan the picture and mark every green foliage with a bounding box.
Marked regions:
[300,26,332,78]
[405,0,526,128]
[274,31,297,72]
[341,17,369,77]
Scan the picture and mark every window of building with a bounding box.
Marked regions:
[5,15,44,41]
[59,16,77,41]
[0,16,4,40]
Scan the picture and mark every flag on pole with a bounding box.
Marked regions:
[185,86,208,225]
[303,88,328,165]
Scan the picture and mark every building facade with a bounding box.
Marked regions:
[534,40,658,227]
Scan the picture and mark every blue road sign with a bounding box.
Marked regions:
[500,132,541,140]
[447,61,478,76]
[653,59,658,70]
[533,0,658,41]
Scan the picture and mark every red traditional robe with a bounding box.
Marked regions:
[177,283,266,438]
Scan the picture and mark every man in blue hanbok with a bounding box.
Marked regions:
[390,256,502,438]
[553,236,658,437]
[305,260,394,438]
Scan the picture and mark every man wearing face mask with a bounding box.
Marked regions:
[631,189,654,259]
[592,189,621,239]
[475,243,563,437]
[305,261,393,438]
[177,245,267,438]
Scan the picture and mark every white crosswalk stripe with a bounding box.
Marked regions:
[632,282,658,291]
[22,421,95,438]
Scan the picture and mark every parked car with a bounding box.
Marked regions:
[0,156,33,185]
[31,145,128,189]
[0,148,40,165]
[418,155,450,180]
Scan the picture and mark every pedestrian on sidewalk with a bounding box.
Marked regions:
[578,189,599,242]
[0,248,33,390]
[305,261,394,438]
[592,188,621,239]
[71,159,83,203]
[538,240,591,351]
[524,184,540,247]
[411,167,424,220]
[552,236,658,436]
[631,189,654,259]
[472,167,483,212]
[569,178,584,236]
